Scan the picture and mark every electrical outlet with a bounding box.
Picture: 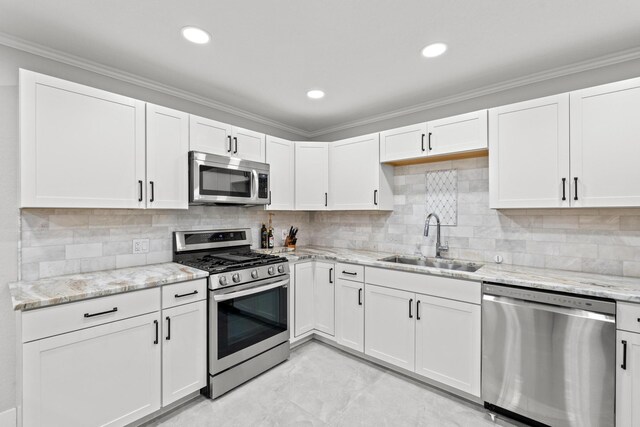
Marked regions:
[133,238,149,254]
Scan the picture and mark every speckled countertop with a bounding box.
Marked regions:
[9,262,209,311]
[258,246,640,303]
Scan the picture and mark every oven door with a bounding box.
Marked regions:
[209,276,289,374]
[190,151,269,205]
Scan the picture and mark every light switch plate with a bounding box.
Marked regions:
[133,239,149,254]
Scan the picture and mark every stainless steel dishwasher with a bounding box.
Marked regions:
[482,283,616,427]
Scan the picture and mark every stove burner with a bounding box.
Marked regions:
[178,250,287,274]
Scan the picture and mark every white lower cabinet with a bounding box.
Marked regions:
[294,262,315,337]
[162,300,207,406]
[293,261,336,338]
[364,284,416,371]
[314,262,335,336]
[22,312,161,427]
[335,278,364,352]
[414,295,481,397]
[617,315,640,426]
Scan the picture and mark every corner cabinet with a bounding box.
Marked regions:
[292,261,336,339]
[266,136,295,210]
[20,69,146,208]
[189,114,265,162]
[313,262,335,336]
[329,134,393,210]
[294,142,329,210]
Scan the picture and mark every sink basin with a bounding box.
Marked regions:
[379,256,483,273]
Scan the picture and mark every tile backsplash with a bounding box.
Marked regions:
[20,156,640,280]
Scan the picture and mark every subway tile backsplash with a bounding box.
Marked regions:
[19,156,640,280]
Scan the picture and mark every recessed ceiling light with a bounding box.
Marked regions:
[421,43,447,58]
[181,26,211,44]
[307,90,325,99]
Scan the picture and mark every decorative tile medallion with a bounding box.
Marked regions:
[426,169,457,226]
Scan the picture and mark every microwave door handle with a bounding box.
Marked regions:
[213,279,289,302]
[251,169,259,200]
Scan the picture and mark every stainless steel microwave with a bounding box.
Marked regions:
[189,151,270,206]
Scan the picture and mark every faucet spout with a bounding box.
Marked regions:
[424,213,448,258]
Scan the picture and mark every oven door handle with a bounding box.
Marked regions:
[213,279,289,302]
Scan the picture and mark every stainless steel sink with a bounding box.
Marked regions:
[379,255,483,273]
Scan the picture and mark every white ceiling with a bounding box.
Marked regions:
[1,0,640,136]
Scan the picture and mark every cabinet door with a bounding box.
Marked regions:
[570,77,640,207]
[426,110,487,156]
[617,331,640,427]
[489,94,570,208]
[364,284,415,371]
[189,114,232,155]
[19,69,146,208]
[414,295,481,397]
[329,134,380,210]
[294,142,329,210]
[162,300,207,406]
[146,104,189,209]
[266,136,295,210]
[294,262,315,337]
[22,312,161,427]
[232,126,266,162]
[314,262,335,336]
[335,278,364,352]
[380,123,428,162]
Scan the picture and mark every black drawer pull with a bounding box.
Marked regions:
[358,288,363,305]
[227,135,232,152]
[138,180,143,202]
[150,181,155,203]
[374,189,378,206]
[562,178,566,201]
[166,316,171,341]
[421,133,426,152]
[84,307,118,318]
[428,132,432,150]
[325,192,328,207]
[622,340,628,370]
[175,290,198,298]
[342,271,358,276]
[233,137,238,154]
[573,177,578,201]
[329,268,333,284]
[409,298,413,318]
[416,300,421,320]
[153,320,159,345]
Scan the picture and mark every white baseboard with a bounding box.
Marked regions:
[0,408,16,427]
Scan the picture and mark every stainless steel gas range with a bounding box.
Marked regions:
[173,228,290,398]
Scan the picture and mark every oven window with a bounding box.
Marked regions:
[199,165,252,198]
[218,285,287,359]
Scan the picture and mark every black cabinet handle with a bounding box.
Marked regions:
[175,290,198,298]
[153,320,159,344]
[562,178,566,201]
[421,133,426,152]
[329,268,333,284]
[84,307,118,318]
[233,137,238,154]
[166,316,171,341]
[325,192,328,207]
[622,340,628,370]
[358,288,363,305]
[409,298,413,318]
[374,190,378,206]
[573,177,578,201]
[417,300,421,320]
[428,132,432,151]
[227,135,232,152]
[138,180,143,202]
[342,271,357,276]
[149,181,155,203]
[269,190,272,206]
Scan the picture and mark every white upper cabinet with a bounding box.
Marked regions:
[146,104,189,210]
[295,142,329,210]
[329,133,393,210]
[426,110,488,156]
[489,94,570,209]
[189,114,265,162]
[20,69,146,208]
[266,136,295,210]
[570,77,640,207]
[380,123,428,162]
[189,115,232,156]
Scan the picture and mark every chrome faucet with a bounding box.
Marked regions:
[424,213,449,258]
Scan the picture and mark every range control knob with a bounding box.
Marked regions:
[277,265,285,274]
[268,266,275,275]
[232,273,241,283]
[219,276,228,286]
[251,270,259,279]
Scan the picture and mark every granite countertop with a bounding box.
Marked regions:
[9,262,209,311]
[258,246,640,303]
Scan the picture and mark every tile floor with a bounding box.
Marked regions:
[148,341,519,427]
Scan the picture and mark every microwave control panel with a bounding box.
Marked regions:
[258,174,269,199]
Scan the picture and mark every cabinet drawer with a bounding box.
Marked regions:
[617,302,640,333]
[162,278,207,309]
[337,263,364,282]
[22,287,161,343]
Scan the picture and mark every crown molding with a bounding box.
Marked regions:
[0,32,311,138]
[306,46,640,138]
